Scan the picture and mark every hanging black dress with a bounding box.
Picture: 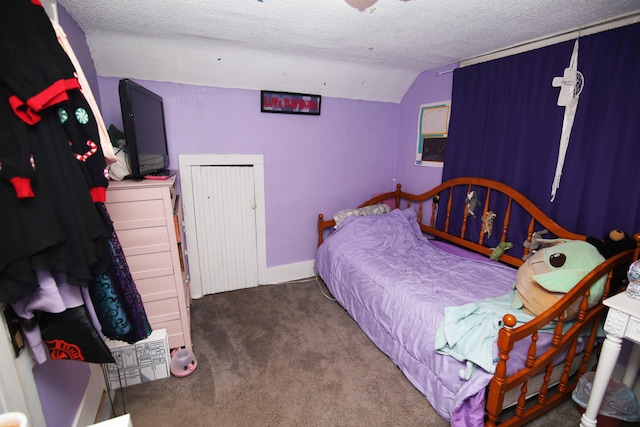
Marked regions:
[0,0,111,302]
[1,0,151,352]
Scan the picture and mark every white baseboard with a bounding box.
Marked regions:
[264,260,316,285]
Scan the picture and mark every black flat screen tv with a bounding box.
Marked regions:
[118,78,170,178]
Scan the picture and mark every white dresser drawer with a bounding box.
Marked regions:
[106,186,163,203]
[144,298,181,324]
[144,303,185,349]
[153,319,185,349]
[116,226,171,256]
[136,275,178,302]
[127,251,174,280]
[106,199,167,230]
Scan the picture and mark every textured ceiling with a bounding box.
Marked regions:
[58,0,640,102]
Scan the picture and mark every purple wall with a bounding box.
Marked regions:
[394,65,456,195]
[96,71,455,268]
[33,361,90,427]
[98,78,401,267]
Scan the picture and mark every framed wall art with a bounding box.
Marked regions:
[415,100,451,167]
[261,91,321,115]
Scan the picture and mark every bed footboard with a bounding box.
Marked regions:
[487,246,640,426]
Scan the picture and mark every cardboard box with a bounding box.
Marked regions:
[105,329,170,389]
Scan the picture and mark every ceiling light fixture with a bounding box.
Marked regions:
[345,0,378,12]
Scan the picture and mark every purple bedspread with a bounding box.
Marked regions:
[315,208,519,426]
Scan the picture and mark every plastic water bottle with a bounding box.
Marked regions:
[627,260,640,299]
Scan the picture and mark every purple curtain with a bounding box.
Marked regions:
[442,23,640,241]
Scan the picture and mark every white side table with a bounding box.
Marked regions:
[580,292,640,427]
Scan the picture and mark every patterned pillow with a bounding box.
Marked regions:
[333,204,391,228]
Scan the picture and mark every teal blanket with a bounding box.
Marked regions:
[433,291,535,379]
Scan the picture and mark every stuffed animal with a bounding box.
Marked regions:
[586,229,636,259]
[522,229,570,261]
[465,191,480,217]
[490,241,513,260]
[482,211,496,237]
[512,240,605,319]
[586,229,637,292]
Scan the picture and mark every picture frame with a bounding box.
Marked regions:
[415,100,451,168]
[261,90,321,115]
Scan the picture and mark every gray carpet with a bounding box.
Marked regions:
[110,278,587,426]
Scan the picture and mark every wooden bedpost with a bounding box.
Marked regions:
[523,218,536,259]
[318,214,325,247]
[430,194,440,227]
[486,313,517,426]
[394,183,401,209]
[444,188,453,233]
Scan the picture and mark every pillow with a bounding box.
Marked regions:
[333,204,391,228]
[511,240,605,319]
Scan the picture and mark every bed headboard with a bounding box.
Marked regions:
[318,177,640,270]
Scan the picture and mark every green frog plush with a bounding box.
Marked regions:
[511,240,605,319]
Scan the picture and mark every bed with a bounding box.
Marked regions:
[314,177,640,427]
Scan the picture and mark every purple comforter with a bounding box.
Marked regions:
[315,208,518,426]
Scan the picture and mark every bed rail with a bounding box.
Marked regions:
[317,177,640,425]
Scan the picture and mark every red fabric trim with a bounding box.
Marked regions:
[90,187,106,203]
[27,78,79,112]
[64,78,82,91]
[9,177,35,198]
[46,91,69,107]
[9,78,81,123]
[31,0,42,6]
[8,96,41,124]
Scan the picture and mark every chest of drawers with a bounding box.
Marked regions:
[105,175,191,350]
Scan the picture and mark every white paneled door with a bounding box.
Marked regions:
[179,155,267,298]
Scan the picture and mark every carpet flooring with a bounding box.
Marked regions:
[110,278,589,426]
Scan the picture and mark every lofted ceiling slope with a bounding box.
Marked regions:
[58,0,640,102]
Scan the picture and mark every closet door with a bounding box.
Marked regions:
[179,155,267,298]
